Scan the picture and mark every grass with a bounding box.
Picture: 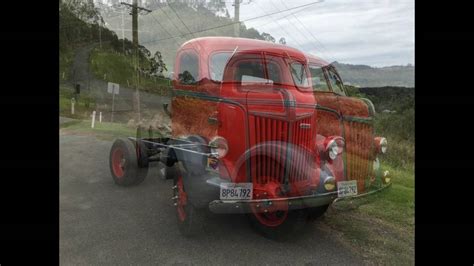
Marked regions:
[322,162,414,265]
[59,47,74,82]
[89,47,171,95]
[60,84,96,119]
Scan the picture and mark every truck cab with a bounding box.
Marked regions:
[109,37,390,239]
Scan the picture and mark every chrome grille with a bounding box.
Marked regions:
[343,120,373,192]
[252,116,313,184]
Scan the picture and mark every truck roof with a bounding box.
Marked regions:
[304,52,330,67]
[180,36,308,62]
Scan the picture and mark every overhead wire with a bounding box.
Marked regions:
[140,0,324,45]
[278,0,339,63]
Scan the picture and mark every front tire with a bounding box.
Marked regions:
[172,166,205,237]
[109,138,148,186]
[247,209,307,241]
[305,204,329,221]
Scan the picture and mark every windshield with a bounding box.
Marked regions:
[289,62,310,89]
[309,65,331,92]
[326,67,346,95]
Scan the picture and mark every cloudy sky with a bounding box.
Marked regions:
[226,0,414,67]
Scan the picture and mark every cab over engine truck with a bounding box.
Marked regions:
[109,37,391,239]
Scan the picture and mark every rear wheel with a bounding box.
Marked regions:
[109,138,148,186]
[172,166,205,237]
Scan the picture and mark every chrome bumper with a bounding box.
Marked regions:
[208,181,392,214]
[333,181,392,203]
[208,192,338,214]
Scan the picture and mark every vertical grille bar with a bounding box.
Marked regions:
[255,117,262,183]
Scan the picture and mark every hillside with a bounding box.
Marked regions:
[334,62,414,88]
[102,2,276,72]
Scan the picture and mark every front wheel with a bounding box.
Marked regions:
[247,180,306,240]
[172,166,205,237]
[247,209,307,241]
[305,204,329,221]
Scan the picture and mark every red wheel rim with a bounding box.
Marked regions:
[250,180,289,227]
[253,209,288,227]
[112,148,125,178]
[176,175,188,222]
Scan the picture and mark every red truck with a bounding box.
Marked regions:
[109,37,391,239]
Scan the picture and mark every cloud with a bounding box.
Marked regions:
[233,0,414,67]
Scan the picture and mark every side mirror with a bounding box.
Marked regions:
[163,103,172,118]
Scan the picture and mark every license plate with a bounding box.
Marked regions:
[220,183,253,200]
[337,180,358,198]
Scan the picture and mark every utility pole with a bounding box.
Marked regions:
[234,0,240,37]
[121,9,125,54]
[99,20,102,49]
[120,0,151,123]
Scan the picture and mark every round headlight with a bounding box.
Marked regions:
[374,137,388,154]
[328,140,338,160]
[326,138,344,160]
[209,136,228,158]
[380,138,387,154]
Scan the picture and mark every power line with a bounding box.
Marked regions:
[152,1,187,36]
[250,5,309,29]
[278,0,339,63]
[161,1,210,61]
[166,1,197,39]
[146,5,183,48]
[252,0,307,49]
[267,0,333,61]
[141,0,324,45]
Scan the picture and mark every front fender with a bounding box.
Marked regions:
[231,141,318,183]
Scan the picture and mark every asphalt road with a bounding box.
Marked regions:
[60,133,364,265]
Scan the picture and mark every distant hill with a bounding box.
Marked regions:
[333,62,414,88]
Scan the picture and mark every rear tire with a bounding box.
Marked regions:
[109,138,148,186]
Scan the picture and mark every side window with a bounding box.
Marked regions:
[178,51,199,85]
[210,52,232,82]
[309,65,330,92]
[289,62,310,88]
[326,68,346,95]
[266,61,282,84]
[234,60,267,84]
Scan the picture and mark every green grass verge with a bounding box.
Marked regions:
[323,163,414,264]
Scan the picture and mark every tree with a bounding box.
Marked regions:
[278,37,286,45]
[261,32,276,43]
[149,51,168,77]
